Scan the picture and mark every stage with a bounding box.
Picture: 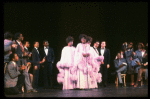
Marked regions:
[4,83,148,97]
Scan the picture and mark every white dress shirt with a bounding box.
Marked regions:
[44,46,48,56]
[141,51,145,57]
[24,46,28,51]
[100,47,105,56]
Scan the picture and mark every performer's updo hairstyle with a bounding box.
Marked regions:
[86,36,93,43]
[66,36,74,44]
[79,34,87,40]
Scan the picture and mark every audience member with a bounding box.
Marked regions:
[4,53,25,95]
[133,42,146,83]
[134,52,148,87]
[122,42,128,51]
[124,42,134,86]
[113,52,127,87]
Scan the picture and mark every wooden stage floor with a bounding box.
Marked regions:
[4,83,148,97]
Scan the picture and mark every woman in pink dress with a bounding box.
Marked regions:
[74,34,103,89]
[57,36,76,90]
[86,36,103,89]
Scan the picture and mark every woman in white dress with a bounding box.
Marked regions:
[57,36,77,90]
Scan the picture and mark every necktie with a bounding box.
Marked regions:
[20,42,24,53]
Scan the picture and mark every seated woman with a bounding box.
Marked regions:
[134,52,148,87]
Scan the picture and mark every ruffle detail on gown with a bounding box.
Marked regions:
[57,72,65,84]
[94,56,104,65]
[57,61,74,68]
[70,73,78,81]
[96,73,102,83]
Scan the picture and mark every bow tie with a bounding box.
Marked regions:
[44,47,48,49]
[101,48,105,50]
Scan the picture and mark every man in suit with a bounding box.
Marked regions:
[40,40,55,89]
[14,33,24,66]
[93,41,100,56]
[14,33,37,93]
[113,52,127,87]
[32,41,45,89]
[4,53,25,95]
[98,41,110,87]
[23,41,32,65]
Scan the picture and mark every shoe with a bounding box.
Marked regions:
[27,89,38,93]
[119,83,124,87]
[134,81,141,88]
[18,91,23,94]
[31,89,38,92]
[130,83,134,86]
[111,72,116,75]
[26,90,32,93]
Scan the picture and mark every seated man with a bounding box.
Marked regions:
[4,53,25,95]
[112,52,127,87]
[134,52,148,87]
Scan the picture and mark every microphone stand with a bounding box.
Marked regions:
[85,44,91,90]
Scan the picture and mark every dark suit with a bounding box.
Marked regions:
[32,47,41,89]
[98,48,110,86]
[23,47,32,65]
[40,47,55,88]
[15,40,23,66]
[15,41,33,91]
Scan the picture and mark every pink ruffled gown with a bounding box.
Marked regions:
[74,43,103,89]
[89,47,104,88]
[57,46,77,90]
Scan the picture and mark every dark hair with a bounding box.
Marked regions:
[9,53,16,61]
[86,36,93,43]
[137,42,145,49]
[94,40,100,44]
[4,32,13,39]
[66,36,74,44]
[15,32,21,40]
[23,41,29,45]
[33,41,39,45]
[43,40,48,44]
[101,41,106,45]
[128,42,133,45]
[79,34,87,40]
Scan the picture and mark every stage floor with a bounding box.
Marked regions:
[4,83,148,97]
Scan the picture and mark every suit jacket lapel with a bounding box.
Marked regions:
[43,48,46,56]
[35,48,40,58]
[99,48,106,56]
[99,48,101,55]
[104,48,106,56]
[93,47,99,55]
